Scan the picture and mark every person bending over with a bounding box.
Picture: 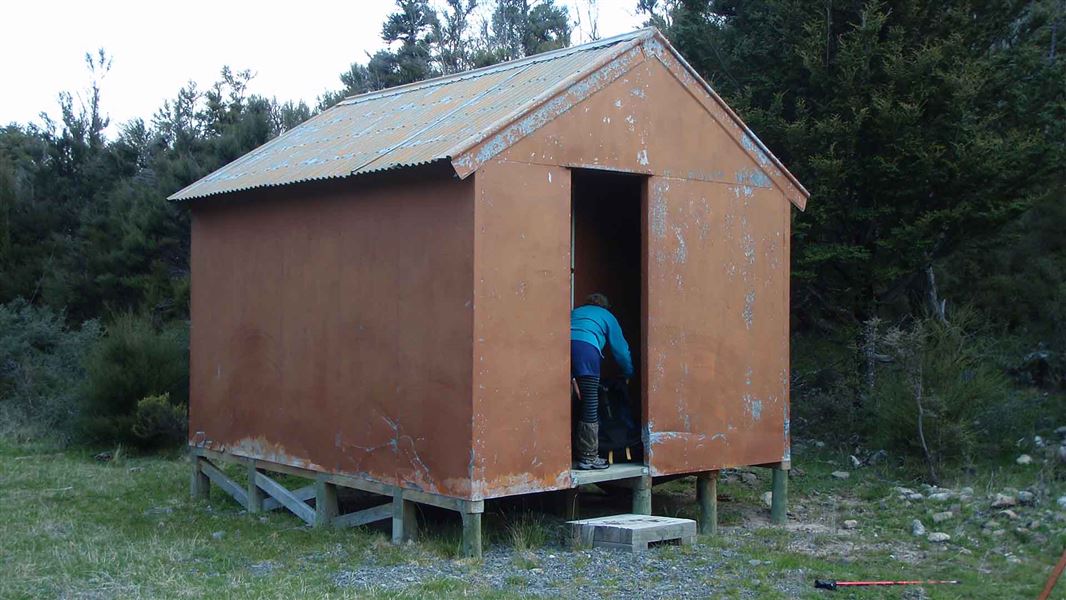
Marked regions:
[570,293,634,470]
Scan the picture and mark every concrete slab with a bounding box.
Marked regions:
[568,513,696,553]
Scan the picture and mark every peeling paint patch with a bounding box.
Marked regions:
[743,290,756,329]
[673,227,687,264]
[636,148,649,166]
[735,168,772,189]
[744,394,763,422]
[741,134,773,167]
[630,87,645,98]
[613,98,623,108]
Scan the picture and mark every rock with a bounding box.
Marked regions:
[762,491,773,508]
[907,493,925,501]
[932,511,954,523]
[814,440,826,448]
[982,520,1000,530]
[791,466,806,477]
[1056,425,1066,438]
[211,531,225,540]
[927,532,950,543]
[1034,435,1045,448]
[911,519,926,536]
[999,509,1020,520]
[991,529,1006,537]
[960,486,974,496]
[849,455,862,468]
[749,559,763,567]
[93,451,113,462]
[895,487,916,495]
[1057,496,1066,509]
[1017,490,1035,505]
[991,493,1017,509]
[740,472,759,485]
[928,492,952,502]
[831,471,850,480]
[1016,454,1033,465]
[843,519,858,530]
[868,449,888,465]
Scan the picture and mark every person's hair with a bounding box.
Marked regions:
[585,293,610,309]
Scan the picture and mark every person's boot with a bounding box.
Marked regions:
[575,421,609,470]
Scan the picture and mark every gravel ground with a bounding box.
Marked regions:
[333,543,809,598]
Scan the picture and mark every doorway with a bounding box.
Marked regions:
[570,168,645,464]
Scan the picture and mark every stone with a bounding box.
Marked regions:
[991,493,1017,509]
[849,455,862,468]
[842,519,858,530]
[568,514,697,553]
[932,511,954,523]
[762,491,773,508]
[999,509,1020,520]
[911,519,926,536]
[982,520,1000,530]
[907,493,925,501]
[960,487,974,496]
[1056,496,1066,509]
[749,559,763,566]
[831,471,850,480]
[927,532,950,543]
[868,449,888,465]
[991,529,1006,537]
[1017,491,1035,505]
[814,440,826,448]
[1034,435,1045,448]
[211,531,225,540]
[1016,454,1033,465]
[740,472,758,485]
[1056,425,1066,438]
[895,487,916,496]
[928,492,952,502]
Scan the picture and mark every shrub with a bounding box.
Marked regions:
[80,313,188,447]
[868,310,1012,482]
[130,393,187,447]
[0,299,101,444]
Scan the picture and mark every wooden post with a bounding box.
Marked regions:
[696,471,717,535]
[632,474,652,515]
[246,462,264,513]
[461,511,482,559]
[391,488,417,543]
[771,467,788,525]
[190,456,209,500]
[315,478,339,527]
[562,488,580,521]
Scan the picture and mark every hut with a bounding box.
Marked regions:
[171,28,809,557]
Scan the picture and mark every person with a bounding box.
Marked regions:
[571,293,634,470]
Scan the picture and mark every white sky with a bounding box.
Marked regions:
[1,0,646,135]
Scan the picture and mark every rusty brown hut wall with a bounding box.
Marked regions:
[189,169,477,498]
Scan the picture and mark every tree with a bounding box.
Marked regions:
[647,0,1064,331]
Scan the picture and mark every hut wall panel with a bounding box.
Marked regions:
[190,174,476,498]
[470,162,573,499]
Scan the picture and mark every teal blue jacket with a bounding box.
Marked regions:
[570,305,634,378]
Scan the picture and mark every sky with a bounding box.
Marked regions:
[1,0,646,136]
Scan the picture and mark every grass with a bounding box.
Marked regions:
[1,440,1063,598]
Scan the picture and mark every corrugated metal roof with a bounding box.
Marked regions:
[169,29,652,201]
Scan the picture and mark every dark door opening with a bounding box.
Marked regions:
[571,169,645,465]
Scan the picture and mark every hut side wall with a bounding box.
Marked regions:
[189,173,477,498]
[470,162,573,500]
[491,53,791,476]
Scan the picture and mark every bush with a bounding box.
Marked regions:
[80,313,188,447]
[0,299,101,444]
[130,393,187,447]
[867,311,1012,482]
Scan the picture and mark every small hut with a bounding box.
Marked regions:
[171,28,809,557]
